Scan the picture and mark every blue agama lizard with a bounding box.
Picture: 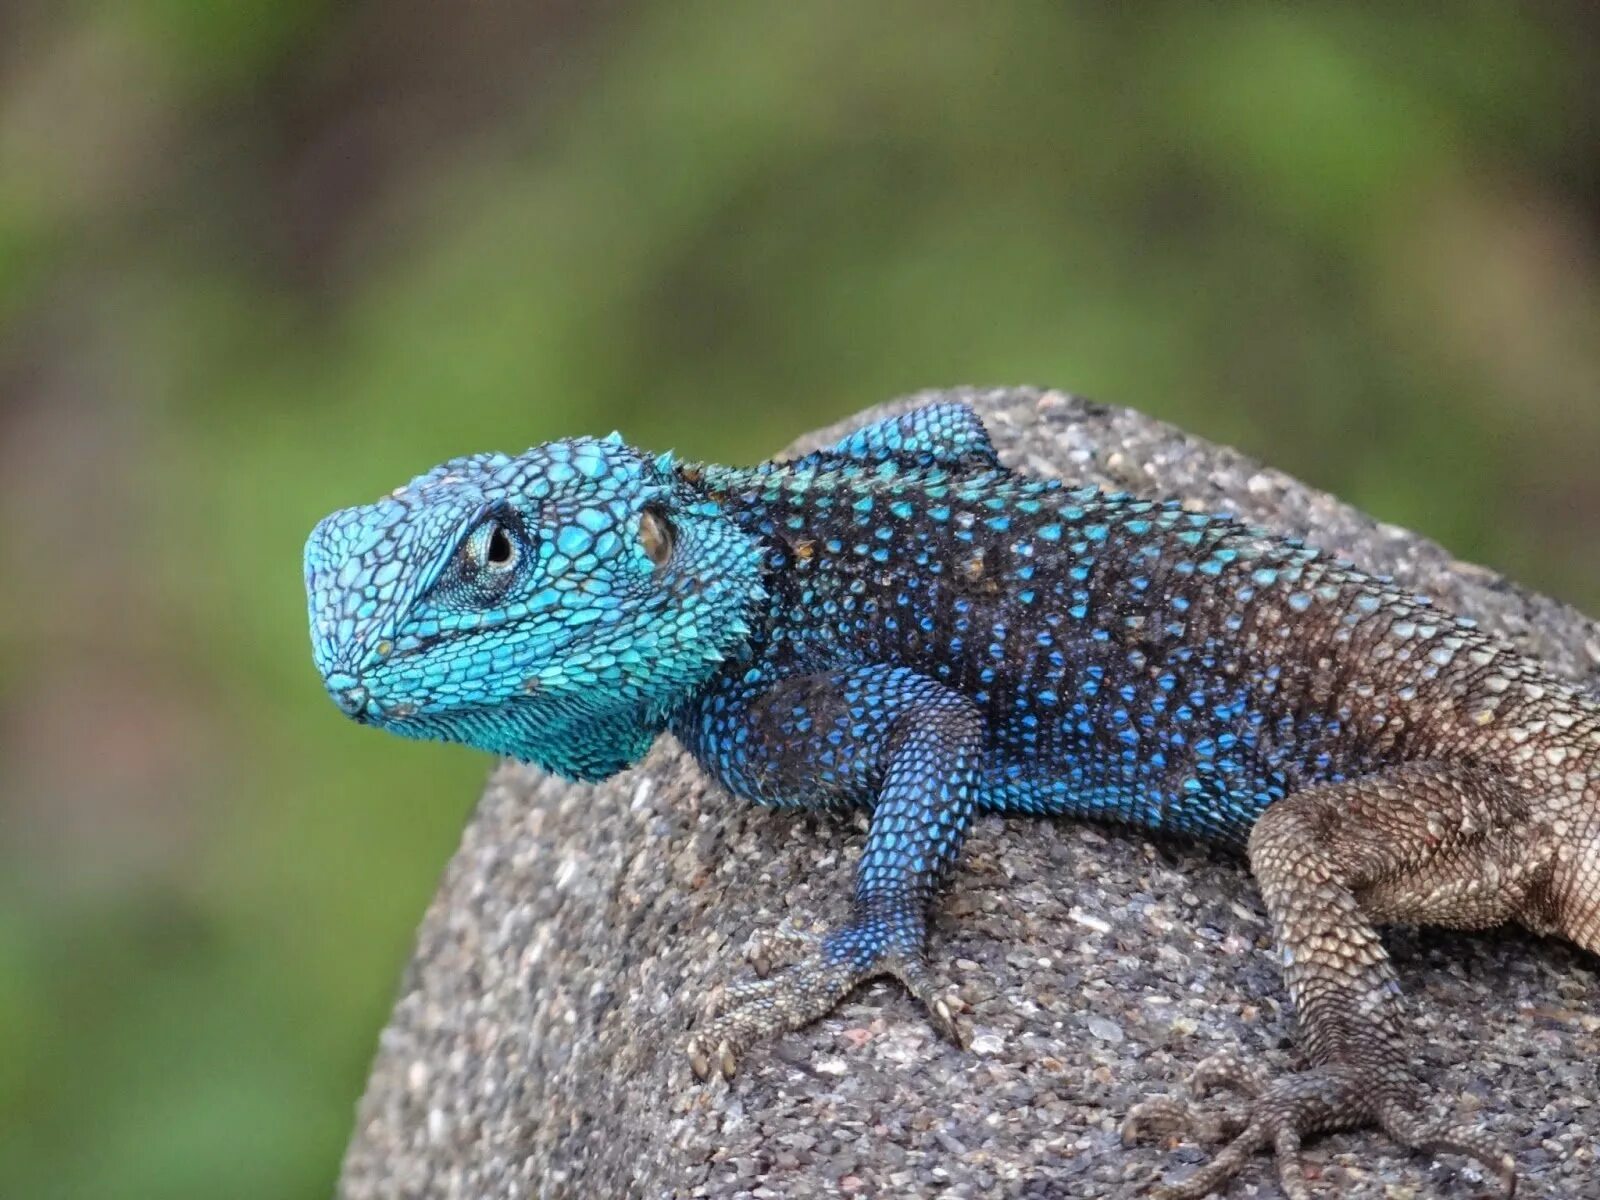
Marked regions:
[305,401,1598,1198]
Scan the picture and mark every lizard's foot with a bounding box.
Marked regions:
[686,920,964,1080]
[1122,1053,1516,1200]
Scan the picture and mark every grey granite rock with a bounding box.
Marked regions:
[338,387,1600,1200]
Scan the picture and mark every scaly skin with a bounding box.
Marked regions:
[305,403,1599,1197]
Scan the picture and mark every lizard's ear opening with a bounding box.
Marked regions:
[639,506,675,568]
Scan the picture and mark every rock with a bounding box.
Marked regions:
[338,386,1600,1199]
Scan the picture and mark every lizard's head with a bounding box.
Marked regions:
[304,435,764,780]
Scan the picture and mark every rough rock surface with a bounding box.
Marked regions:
[339,387,1600,1200]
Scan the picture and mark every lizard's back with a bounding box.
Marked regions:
[702,454,1600,847]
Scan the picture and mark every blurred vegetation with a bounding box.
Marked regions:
[2,3,1598,1197]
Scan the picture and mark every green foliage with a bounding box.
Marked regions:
[2,4,1597,1196]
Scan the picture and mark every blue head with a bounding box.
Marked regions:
[304,435,764,780]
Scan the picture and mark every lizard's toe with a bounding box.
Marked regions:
[1122,1095,1248,1148]
[885,951,966,1046]
[686,922,962,1080]
[1188,1050,1270,1099]
[687,955,858,1079]
[1121,1052,1264,1147]
[1378,1104,1517,1196]
[744,929,810,980]
[1126,1057,1515,1199]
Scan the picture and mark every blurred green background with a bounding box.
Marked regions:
[2,4,1598,1197]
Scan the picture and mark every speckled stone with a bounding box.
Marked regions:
[338,387,1600,1200]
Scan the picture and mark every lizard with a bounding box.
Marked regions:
[304,401,1599,1198]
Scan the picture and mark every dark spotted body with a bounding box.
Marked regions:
[677,454,1577,851]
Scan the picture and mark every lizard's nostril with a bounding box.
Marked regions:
[323,672,372,717]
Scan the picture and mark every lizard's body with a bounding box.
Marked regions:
[306,403,1598,1198]
[683,456,1591,847]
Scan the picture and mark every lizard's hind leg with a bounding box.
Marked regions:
[1127,763,1536,1199]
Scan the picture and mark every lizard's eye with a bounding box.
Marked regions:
[464,520,519,574]
[639,506,674,568]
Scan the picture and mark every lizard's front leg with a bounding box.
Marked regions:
[683,665,985,1080]
[1126,763,1530,1199]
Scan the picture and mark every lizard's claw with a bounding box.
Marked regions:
[745,930,808,980]
[686,926,964,1081]
[1122,1055,1516,1200]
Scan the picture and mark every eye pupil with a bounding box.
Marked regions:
[486,526,514,566]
